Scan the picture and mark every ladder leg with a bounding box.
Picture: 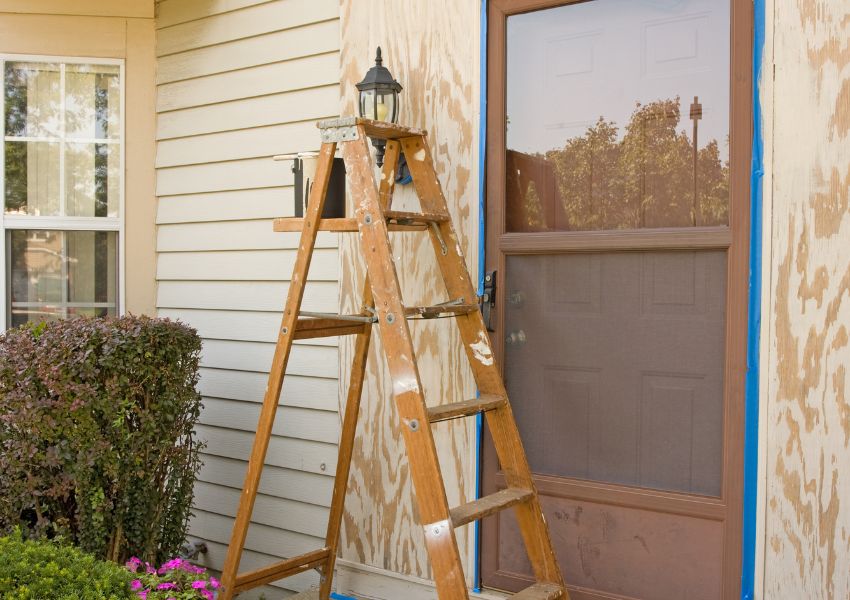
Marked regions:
[219,142,338,600]
[318,306,371,599]
[318,140,400,600]
[401,135,566,590]
[343,131,470,600]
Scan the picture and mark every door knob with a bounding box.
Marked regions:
[506,330,527,345]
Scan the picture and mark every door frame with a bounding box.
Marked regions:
[481,0,754,597]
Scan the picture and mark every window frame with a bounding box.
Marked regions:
[0,53,126,328]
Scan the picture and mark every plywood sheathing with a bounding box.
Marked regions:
[763,0,850,597]
[338,0,480,581]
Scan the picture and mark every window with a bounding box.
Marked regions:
[2,57,123,328]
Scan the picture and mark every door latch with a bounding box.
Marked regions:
[479,270,496,332]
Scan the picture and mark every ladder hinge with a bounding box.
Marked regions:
[480,270,496,332]
[320,125,359,143]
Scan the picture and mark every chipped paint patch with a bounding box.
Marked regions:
[412,148,426,162]
[393,376,421,396]
[470,331,493,366]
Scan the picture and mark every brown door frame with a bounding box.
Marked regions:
[482,0,753,597]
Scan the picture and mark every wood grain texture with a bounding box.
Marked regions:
[763,1,850,597]
[338,0,480,581]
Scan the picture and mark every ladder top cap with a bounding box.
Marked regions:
[317,116,427,140]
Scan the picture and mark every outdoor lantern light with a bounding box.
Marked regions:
[356,46,402,167]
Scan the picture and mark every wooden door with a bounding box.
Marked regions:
[481,1,752,599]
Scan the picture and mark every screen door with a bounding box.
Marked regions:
[482,1,752,598]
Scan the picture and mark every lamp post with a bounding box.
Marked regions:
[689,95,703,226]
[356,46,402,167]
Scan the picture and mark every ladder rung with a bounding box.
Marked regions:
[293,317,368,340]
[405,303,478,319]
[450,487,534,528]
[427,394,506,423]
[273,217,427,232]
[512,583,565,600]
[384,209,449,224]
[233,547,330,593]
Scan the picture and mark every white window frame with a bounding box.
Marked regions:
[0,53,126,329]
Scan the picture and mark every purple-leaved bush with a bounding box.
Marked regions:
[0,316,204,563]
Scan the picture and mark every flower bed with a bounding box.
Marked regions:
[126,557,220,600]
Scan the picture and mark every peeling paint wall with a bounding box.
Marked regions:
[761,0,850,597]
[337,0,481,584]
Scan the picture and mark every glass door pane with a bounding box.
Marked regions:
[505,0,730,232]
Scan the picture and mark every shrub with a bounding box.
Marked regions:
[0,530,134,599]
[0,316,204,564]
[125,556,220,600]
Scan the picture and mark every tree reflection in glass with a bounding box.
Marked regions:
[506,97,729,232]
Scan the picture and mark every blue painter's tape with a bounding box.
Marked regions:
[477,0,488,299]
[473,1,488,593]
[331,593,358,600]
[742,0,765,599]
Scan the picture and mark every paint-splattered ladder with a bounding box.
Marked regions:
[219,117,569,600]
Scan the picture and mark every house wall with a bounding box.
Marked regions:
[758,0,850,597]
[0,0,157,315]
[335,0,482,595]
[148,0,850,598]
[153,0,342,596]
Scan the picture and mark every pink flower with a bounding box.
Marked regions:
[158,558,184,574]
[126,557,142,572]
[209,577,220,589]
[130,580,143,590]
[137,592,148,600]
[200,590,214,600]
[157,582,178,590]
[191,580,207,589]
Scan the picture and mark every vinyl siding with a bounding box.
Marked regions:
[154,1,340,596]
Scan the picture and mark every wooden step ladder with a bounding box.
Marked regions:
[218,117,568,600]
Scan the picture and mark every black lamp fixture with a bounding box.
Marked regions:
[356,46,402,167]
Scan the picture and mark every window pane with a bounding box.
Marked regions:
[4,140,61,215]
[4,62,61,138]
[504,251,726,496]
[65,143,119,217]
[4,61,121,218]
[65,64,120,140]
[8,229,117,327]
[505,0,730,232]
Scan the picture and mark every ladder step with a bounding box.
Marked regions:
[427,394,506,423]
[293,317,368,340]
[233,547,329,593]
[512,583,565,600]
[450,487,534,528]
[384,209,449,224]
[273,217,426,232]
[404,303,478,319]
[317,116,427,140]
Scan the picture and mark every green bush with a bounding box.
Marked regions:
[0,316,204,564]
[0,530,133,599]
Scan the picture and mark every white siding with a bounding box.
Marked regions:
[154,0,340,595]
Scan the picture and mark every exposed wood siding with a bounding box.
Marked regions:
[761,0,850,597]
[154,1,340,594]
[337,0,481,584]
